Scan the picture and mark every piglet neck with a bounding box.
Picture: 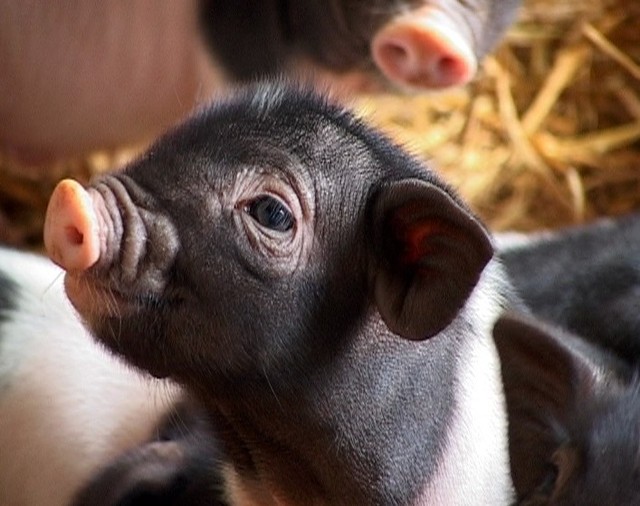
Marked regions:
[201,261,514,505]
[196,319,460,504]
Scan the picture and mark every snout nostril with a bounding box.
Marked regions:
[372,15,477,89]
[438,56,456,72]
[381,41,411,64]
[375,38,414,74]
[436,55,464,78]
[65,225,84,246]
[45,178,103,272]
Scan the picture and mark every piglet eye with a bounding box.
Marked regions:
[247,196,294,232]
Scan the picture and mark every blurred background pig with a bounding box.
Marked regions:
[494,312,640,506]
[0,0,521,163]
[0,247,179,506]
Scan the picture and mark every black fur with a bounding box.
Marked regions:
[72,400,227,506]
[495,312,640,505]
[198,0,290,80]
[501,214,640,363]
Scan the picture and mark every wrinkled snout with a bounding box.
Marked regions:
[44,179,104,273]
[45,176,179,308]
[372,7,477,89]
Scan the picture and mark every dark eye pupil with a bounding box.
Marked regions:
[248,196,294,232]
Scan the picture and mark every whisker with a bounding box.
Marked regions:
[42,271,64,297]
[263,365,285,413]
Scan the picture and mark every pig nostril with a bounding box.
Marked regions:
[384,42,409,63]
[376,40,413,75]
[372,16,478,90]
[65,225,84,246]
[437,56,462,78]
[438,56,456,72]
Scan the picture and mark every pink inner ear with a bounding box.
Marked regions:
[394,213,459,267]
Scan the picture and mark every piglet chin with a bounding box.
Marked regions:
[64,273,173,380]
[64,273,134,321]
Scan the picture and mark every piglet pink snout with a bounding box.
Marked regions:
[44,179,101,272]
[372,8,477,89]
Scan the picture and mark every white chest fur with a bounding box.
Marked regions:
[417,262,515,505]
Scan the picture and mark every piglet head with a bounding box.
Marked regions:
[494,313,640,506]
[44,84,493,394]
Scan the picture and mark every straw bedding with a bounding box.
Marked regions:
[358,0,640,231]
[1,0,639,249]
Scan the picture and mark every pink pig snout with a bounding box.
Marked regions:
[44,179,103,273]
[372,7,477,89]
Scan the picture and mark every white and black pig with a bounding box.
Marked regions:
[43,83,520,505]
[494,311,640,506]
[70,214,640,505]
[0,0,522,162]
[0,247,179,506]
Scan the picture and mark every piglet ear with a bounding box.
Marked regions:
[370,178,493,340]
[493,312,591,502]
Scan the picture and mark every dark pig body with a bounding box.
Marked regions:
[494,312,640,505]
[45,84,517,504]
[1,0,521,162]
[498,214,640,362]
